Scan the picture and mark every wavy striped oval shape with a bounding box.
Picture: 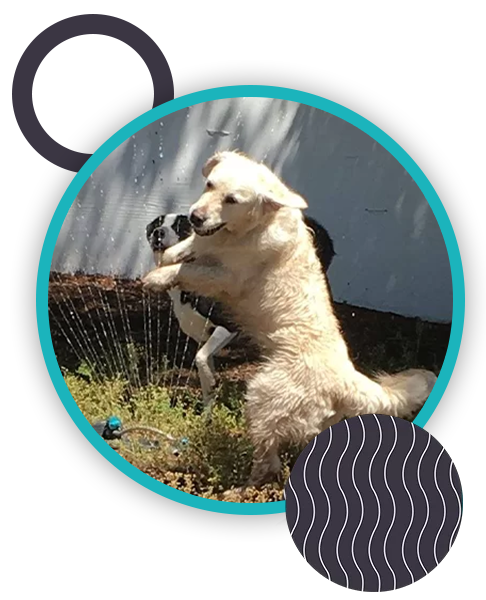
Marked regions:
[285,415,462,591]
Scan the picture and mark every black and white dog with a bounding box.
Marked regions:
[146,213,335,405]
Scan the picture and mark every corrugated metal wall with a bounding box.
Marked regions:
[52,98,452,322]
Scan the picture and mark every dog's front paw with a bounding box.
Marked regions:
[142,265,180,292]
[161,244,194,266]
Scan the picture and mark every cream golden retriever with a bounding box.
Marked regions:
[143,151,437,487]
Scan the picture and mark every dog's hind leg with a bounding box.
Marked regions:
[243,370,293,487]
[222,430,281,497]
[195,327,237,411]
[247,439,282,487]
[244,363,342,487]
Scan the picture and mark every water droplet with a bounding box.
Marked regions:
[134,178,138,183]
[159,152,164,158]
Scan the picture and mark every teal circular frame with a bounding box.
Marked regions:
[36,85,465,515]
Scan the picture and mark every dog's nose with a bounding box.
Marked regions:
[190,210,206,228]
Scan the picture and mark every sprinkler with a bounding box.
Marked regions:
[92,416,189,455]
[92,415,123,440]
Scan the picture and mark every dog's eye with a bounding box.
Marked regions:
[206,181,214,190]
[224,195,238,205]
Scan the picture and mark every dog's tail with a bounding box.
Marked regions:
[342,368,437,419]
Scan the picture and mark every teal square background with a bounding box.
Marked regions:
[48,83,464,516]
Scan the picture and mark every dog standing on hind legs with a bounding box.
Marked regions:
[143,151,437,488]
[146,211,335,411]
[146,213,237,409]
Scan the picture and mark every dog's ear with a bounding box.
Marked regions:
[202,154,223,178]
[202,152,233,178]
[260,191,308,211]
[202,151,246,177]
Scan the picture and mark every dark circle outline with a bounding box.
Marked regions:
[12,54,174,173]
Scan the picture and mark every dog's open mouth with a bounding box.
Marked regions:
[195,223,226,237]
[149,241,169,251]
